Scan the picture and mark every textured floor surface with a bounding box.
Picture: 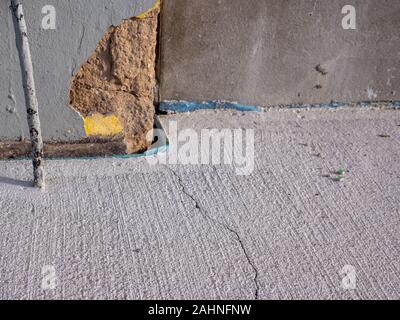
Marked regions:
[0,107,399,300]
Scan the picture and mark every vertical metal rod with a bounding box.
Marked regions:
[10,1,45,188]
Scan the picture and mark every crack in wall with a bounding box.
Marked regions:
[168,167,260,300]
[69,2,160,154]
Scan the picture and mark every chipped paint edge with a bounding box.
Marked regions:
[136,0,161,19]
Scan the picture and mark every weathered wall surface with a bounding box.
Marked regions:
[2,0,400,142]
[160,0,400,107]
[0,0,154,141]
[69,2,160,154]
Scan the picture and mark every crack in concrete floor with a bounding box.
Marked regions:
[168,166,260,300]
[0,108,399,299]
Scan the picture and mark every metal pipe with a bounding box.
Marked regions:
[10,1,45,188]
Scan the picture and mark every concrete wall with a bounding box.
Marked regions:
[160,0,400,107]
[2,0,400,141]
[0,0,154,141]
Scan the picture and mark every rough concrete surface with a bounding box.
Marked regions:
[0,107,399,300]
[0,0,155,140]
[160,0,400,106]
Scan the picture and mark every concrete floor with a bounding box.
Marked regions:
[0,107,399,300]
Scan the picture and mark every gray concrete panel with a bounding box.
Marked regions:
[160,0,400,107]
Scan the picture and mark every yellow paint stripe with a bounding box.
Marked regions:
[136,0,160,19]
[84,114,124,137]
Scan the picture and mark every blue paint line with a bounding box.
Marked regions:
[285,101,347,109]
[111,144,170,160]
[282,100,400,110]
[159,100,262,113]
[358,101,400,109]
[160,100,400,112]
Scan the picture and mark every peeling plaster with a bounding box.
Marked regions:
[69,0,160,153]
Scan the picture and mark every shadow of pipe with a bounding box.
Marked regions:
[0,176,33,188]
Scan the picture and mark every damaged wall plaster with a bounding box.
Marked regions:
[0,0,156,141]
[69,0,160,153]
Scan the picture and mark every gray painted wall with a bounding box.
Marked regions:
[160,0,400,107]
[2,0,399,141]
[0,0,154,140]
